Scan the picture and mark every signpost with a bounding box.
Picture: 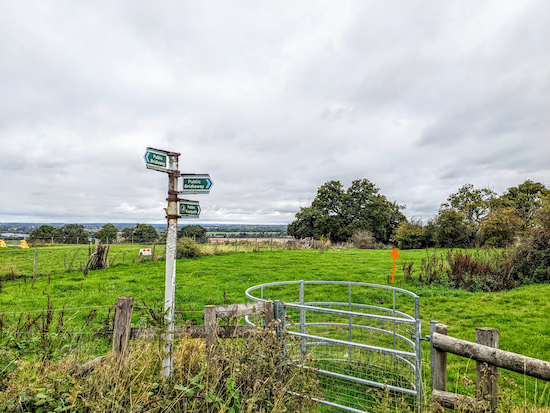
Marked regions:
[179,200,201,217]
[180,174,213,194]
[144,148,170,172]
[144,147,212,378]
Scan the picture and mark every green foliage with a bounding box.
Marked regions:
[502,180,549,227]
[122,224,158,243]
[433,208,473,248]
[60,224,89,245]
[93,223,118,243]
[177,225,207,243]
[28,225,62,244]
[288,179,406,243]
[176,238,201,259]
[1,327,317,413]
[394,220,428,249]
[479,207,522,247]
[446,184,496,224]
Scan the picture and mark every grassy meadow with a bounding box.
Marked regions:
[1,244,550,410]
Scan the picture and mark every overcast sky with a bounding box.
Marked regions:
[1,1,549,225]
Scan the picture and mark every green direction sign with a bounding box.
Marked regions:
[180,174,213,194]
[179,200,201,217]
[144,148,170,171]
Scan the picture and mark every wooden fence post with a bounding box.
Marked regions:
[434,323,448,391]
[264,301,274,326]
[204,305,217,350]
[112,296,134,356]
[33,249,38,280]
[476,327,499,411]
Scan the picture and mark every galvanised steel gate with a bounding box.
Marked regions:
[245,280,422,412]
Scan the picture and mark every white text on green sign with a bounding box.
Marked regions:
[180,174,213,194]
[144,147,171,171]
[179,200,201,217]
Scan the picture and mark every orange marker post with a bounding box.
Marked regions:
[390,247,399,283]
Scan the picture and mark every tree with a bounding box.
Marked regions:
[433,208,472,248]
[394,220,425,249]
[121,227,134,242]
[60,224,89,244]
[178,225,207,242]
[288,179,406,243]
[502,180,549,228]
[446,184,496,224]
[479,207,522,247]
[133,224,158,242]
[94,224,119,243]
[287,207,319,240]
[28,225,62,243]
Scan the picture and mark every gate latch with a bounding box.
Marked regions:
[412,334,431,342]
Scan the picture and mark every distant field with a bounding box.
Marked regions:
[1,245,549,406]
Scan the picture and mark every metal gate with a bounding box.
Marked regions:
[245,280,422,412]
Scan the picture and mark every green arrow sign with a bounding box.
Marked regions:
[179,200,201,217]
[144,148,170,171]
[180,174,213,194]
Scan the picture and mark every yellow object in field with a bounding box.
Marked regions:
[0,240,6,248]
[20,240,29,249]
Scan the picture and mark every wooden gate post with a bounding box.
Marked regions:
[476,327,499,411]
[112,296,134,356]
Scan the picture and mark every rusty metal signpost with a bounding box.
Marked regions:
[144,147,212,378]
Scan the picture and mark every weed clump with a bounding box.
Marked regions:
[0,326,318,412]
[176,237,202,259]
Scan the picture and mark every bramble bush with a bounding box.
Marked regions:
[176,237,202,259]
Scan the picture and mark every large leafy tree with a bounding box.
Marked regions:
[288,179,406,243]
[433,208,472,248]
[29,225,62,243]
[120,224,158,243]
[94,224,119,243]
[446,184,496,224]
[502,180,549,227]
[178,225,207,242]
[60,224,89,244]
[133,224,158,242]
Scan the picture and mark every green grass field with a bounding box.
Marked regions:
[1,245,549,408]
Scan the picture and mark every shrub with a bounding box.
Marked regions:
[394,222,425,249]
[176,237,201,259]
[352,231,375,249]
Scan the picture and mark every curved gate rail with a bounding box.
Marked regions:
[245,280,422,413]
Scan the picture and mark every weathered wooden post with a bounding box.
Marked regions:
[433,323,448,392]
[264,300,274,326]
[476,327,499,411]
[112,296,134,356]
[204,305,217,350]
[33,249,38,280]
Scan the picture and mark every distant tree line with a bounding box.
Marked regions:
[27,223,212,244]
[394,180,549,249]
[28,224,90,244]
[287,178,549,250]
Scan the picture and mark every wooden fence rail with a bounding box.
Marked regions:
[430,322,550,412]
